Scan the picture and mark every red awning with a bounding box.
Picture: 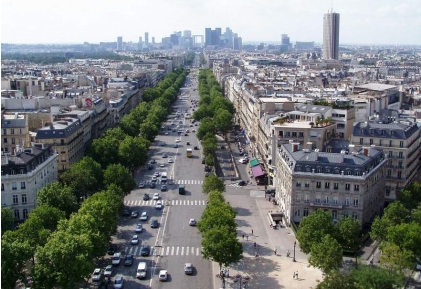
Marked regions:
[251,165,265,177]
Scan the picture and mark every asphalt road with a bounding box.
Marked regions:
[95,68,212,289]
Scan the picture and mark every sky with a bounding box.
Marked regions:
[1,0,421,45]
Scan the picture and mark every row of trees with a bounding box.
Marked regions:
[193,69,234,168]
[1,67,188,288]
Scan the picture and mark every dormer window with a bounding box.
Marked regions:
[370,129,374,134]
[390,130,394,136]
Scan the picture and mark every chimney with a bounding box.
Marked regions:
[292,142,299,152]
[362,147,369,156]
[306,142,313,150]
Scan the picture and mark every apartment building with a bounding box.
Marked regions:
[275,142,386,227]
[351,112,420,201]
[35,117,84,172]
[1,113,32,153]
[1,143,57,221]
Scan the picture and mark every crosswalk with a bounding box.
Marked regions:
[124,199,207,206]
[144,180,204,185]
[227,183,242,188]
[123,246,202,257]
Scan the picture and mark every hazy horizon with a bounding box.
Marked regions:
[2,0,420,46]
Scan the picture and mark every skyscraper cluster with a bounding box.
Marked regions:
[205,27,242,50]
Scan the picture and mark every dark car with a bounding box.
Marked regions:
[161,184,167,192]
[138,181,146,189]
[124,254,134,266]
[149,182,156,189]
[147,164,153,170]
[107,244,117,255]
[123,206,131,217]
[141,245,151,256]
[149,159,156,164]
[150,219,159,228]
[204,166,212,172]
[265,189,276,195]
[143,193,150,201]
[194,146,199,150]
[238,180,247,186]
[202,159,205,164]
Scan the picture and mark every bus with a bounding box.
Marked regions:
[186,148,193,158]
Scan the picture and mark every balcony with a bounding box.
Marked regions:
[309,202,343,209]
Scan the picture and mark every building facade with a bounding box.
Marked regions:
[1,143,57,221]
[2,113,32,154]
[323,12,340,60]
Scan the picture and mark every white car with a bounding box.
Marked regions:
[153,193,160,200]
[159,163,165,167]
[168,158,174,163]
[175,138,181,143]
[104,265,113,277]
[155,200,163,209]
[135,224,143,233]
[189,218,196,226]
[238,158,248,164]
[140,212,148,221]
[131,235,139,245]
[158,270,168,281]
[113,274,124,289]
[92,268,102,282]
[192,129,196,132]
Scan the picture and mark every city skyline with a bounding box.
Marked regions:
[1,0,420,45]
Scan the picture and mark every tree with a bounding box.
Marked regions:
[205,154,215,167]
[336,217,361,252]
[37,181,78,217]
[104,163,136,195]
[120,113,140,137]
[201,226,243,272]
[382,201,409,226]
[370,216,389,241]
[387,221,421,257]
[315,270,358,289]
[118,136,149,172]
[397,182,421,211]
[88,127,127,168]
[308,234,343,273]
[202,174,225,194]
[214,108,233,136]
[138,121,159,142]
[198,202,236,233]
[296,209,336,254]
[208,190,226,204]
[350,265,405,289]
[1,207,14,236]
[196,117,215,140]
[379,242,414,274]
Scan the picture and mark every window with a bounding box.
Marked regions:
[379,139,383,146]
[389,140,393,147]
[14,209,20,220]
[353,198,359,207]
[13,195,18,204]
[2,129,6,134]
[388,151,393,158]
[343,211,349,218]
[324,196,329,204]
[315,196,321,203]
[22,194,27,204]
[20,182,26,189]
[23,209,29,219]
[292,132,297,137]
[345,184,350,190]
[304,194,309,202]
[12,182,17,190]
[3,138,7,143]
[316,181,321,189]
[359,138,363,145]
[387,170,392,177]
[296,182,301,187]
[332,210,338,220]
[295,193,301,201]
[352,212,359,220]
[398,171,402,179]
[303,207,309,216]
[325,182,330,189]
[399,152,403,159]
[298,132,304,138]
[305,182,310,188]
[334,182,339,190]
[344,197,350,205]
[294,209,301,216]
[386,189,390,197]
[1,183,4,191]
[11,129,14,134]
[370,139,373,145]
[333,197,338,205]
[354,184,359,191]
[399,141,404,148]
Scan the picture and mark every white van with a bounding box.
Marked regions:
[161,172,168,182]
[111,252,121,265]
[136,262,147,279]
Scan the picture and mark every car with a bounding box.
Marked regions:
[179,121,183,124]
[265,189,276,195]
[195,123,198,126]
[138,181,146,188]
[149,159,156,164]
[204,166,212,172]
[153,171,160,177]
[151,176,158,183]
[238,158,248,164]
[131,235,139,245]
[184,133,188,136]
[135,223,143,233]
[173,143,179,148]
[161,125,165,129]
[220,145,226,149]
[159,163,165,167]
[161,184,167,191]
[162,153,168,158]
[151,219,159,228]
[124,254,134,266]
[92,268,103,282]
[140,212,148,221]
[148,164,154,170]
[107,244,117,255]
[416,261,421,271]
[160,142,166,146]
[172,128,176,132]
[194,146,199,150]
[104,265,113,277]
[189,218,196,226]
[159,270,168,281]
[202,159,205,164]
[164,131,169,135]
[149,182,156,189]
[131,211,138,218]
[190,124,193,127]
[155,200,163,209]
[175,138,181,143]
[112,253,121,265]
[168,158,174,163]
[123,206,131,217]
[186,141,190,145]
[238,180,247,186]
[113,274,124,289]
[143,193,150,201]
[184,263,193,275]
[153,193,160,200]
[192,129,196,132]
[141,245,151,256]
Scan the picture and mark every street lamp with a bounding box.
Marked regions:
[293,241,296,262]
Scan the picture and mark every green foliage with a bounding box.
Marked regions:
[118,136,150,171]
[309,235,343,273]
[214,108,233,135]
[397,182,421,211]
[315,270,358,289]
[386,222,421,257]
[37,181,78,217]
[380,242,414,274]
[382,201,409,226]
[370,216,389,241]
[202,174,225,194]
[1,207,14,236]
[196,117,216,140]
[104,164,136,195]
[336,217,361,252]
[198,202,236,233]
[296,209,336,254]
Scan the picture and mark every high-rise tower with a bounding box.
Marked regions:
[322,11,340,59]
[117,36,123,51]
[145,32,149,47]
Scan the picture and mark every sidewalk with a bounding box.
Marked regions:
[212,193,323,289]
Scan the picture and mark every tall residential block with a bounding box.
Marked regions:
[322,12,340,60]
[145,32,149,47]
[117,36,123,51]
[138,36,143,50]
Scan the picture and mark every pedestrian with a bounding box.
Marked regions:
[296,271,298,279]
[242,234,244,240]
[254,242,256,248]
[287,250,290,257]
[274,249,277,255]
[293,272,296,279]
[227,269,229,278]
[252,229,254,235]
[269,196,271,202]
[246,234,249,241]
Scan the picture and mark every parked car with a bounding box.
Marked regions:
[124,254,134,266]
[92,268,103,282]
[143,193,150,201]
[104,265,113,277]
[159,270,168,281]
[113,274,124,289]
[147,164,153,170]
[135,224,143,233]
[107,244,117,255]
[238,180,247,186]
[150,219,159,228]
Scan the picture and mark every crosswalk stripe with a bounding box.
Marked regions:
[196,248,200,256]
[124,200,207,206]
[176,246,180,255]
[181,247,184,255]
[171,247,175,255]
[165,247,170,256]
[186,246,189,256]
[191,247,194,255]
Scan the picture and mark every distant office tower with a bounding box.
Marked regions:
[145,32,149,47]
[183,30,192,38]
[170,34,179,45]
[138,37,143,50]
[205,28,212,46]
[280,34,290,51]
[117,36,123,51]
[152,37,155,44]
[323,11,340,59]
